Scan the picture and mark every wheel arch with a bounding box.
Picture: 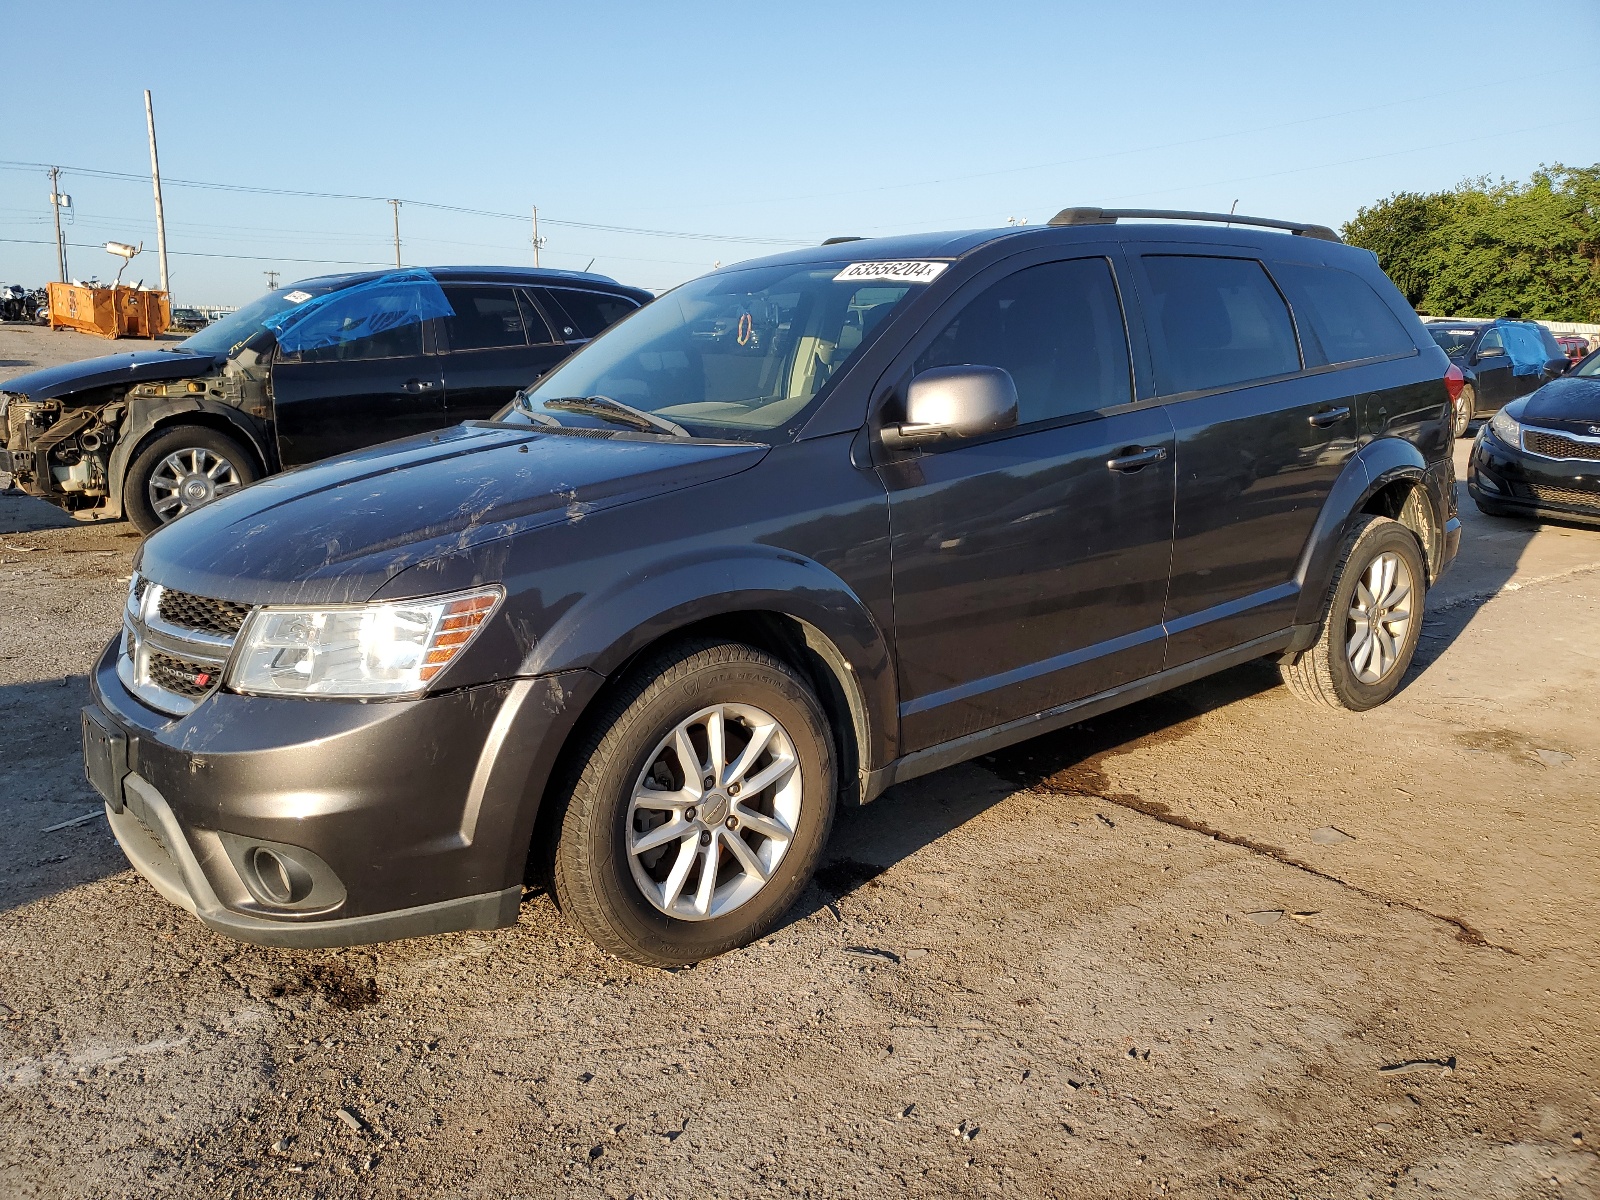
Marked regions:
[1290,435,1445,633]
[104,399,272,521]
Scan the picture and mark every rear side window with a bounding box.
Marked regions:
[440,285,528,351]
[540,288,639,340]
[914,257,1132,426]
[1141,256,1300,394]
[1271,263,1414,365]
[516,290,557,344]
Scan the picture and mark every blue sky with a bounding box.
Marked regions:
[3,0,1595,305]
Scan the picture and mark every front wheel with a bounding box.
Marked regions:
[550,640,836,966]
[124,425,258,533]
[1280,515,1427,711]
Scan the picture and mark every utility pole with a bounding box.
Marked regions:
[144,90,170,295]
[264,270,280,290]
[48,167,67,282]
[389,199,402,269]
[531,205,545,268]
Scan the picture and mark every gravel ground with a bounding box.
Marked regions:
[2,323,1597,1198]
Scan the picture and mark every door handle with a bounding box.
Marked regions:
[1106,446,1168,472]
[1308,406,1350,428]
[402,379,438,394]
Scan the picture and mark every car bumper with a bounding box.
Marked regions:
[86,638,602,948]
[1468,428,1600,528]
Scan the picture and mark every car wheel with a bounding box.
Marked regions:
[550,639,836,967]
[124,425,258,533]
[1451,385,1475,438]
[1279,515,1427,712]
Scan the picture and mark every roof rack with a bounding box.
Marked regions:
[1047,207,1341,243]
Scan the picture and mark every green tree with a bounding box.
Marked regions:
[1342,165,1600,323]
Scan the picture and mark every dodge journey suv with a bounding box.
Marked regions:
[84,209,1460,966]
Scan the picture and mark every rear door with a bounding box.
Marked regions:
[878,250,1176,752]
[268,280,444,467]
[436,283,568,421]
[1134,251,1362,666]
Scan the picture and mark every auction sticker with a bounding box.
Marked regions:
[283,290,313,303]
[834,261,949,284]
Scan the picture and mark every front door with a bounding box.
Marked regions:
[437,284,572,422]
[269,280,445,467]
[1470,328,1516,412]
[878,254,1176,753]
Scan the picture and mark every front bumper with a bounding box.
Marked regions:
[1468,427,1600,528]
[87,638,602,947]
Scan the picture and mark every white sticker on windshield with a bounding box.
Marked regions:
[283,290,313,303]
[834,261,949,284]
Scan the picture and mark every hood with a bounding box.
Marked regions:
[1,349,221,401]
[136,422,767,605]
[1515,375,1600,436]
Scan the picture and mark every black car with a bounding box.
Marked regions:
[83,208,1460,966]
[0,267,651,531]
[1468,349,1600,525]
[1424,318,1570,437]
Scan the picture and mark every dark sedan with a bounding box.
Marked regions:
[1425,319,1570,437]
[0,267,651,531]
[1469,351,1600,526]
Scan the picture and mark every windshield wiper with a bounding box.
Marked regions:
[536,394,691,438]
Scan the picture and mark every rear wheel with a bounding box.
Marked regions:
[549,640,836,966]
[1280,515,1427,711]
[124,425,257,533]
[1451,384,1476,439]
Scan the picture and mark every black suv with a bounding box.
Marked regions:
[83,210,1460,966]
[0,267,650,531]
[1425,318,1570,437]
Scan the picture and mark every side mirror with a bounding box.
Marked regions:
[881,365,1018,448]
[1475,345,1505,360]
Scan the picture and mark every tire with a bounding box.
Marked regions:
[1279,515,1427,712]
[549,639,837,967]
[1451,384,1476,439]
[124,425,258,533]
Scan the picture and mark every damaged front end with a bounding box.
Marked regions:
[1,387,135,512]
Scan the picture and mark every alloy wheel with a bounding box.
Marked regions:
[148,447,242,521]
[1345,550,1413,684]
[626,703,802,921]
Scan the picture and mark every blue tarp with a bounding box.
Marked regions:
[1500,323,1549,377]
[261,268,453,355]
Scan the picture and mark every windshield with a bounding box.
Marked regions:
[1427,326,1480,356]
[509,263,924,441]
[176,284,343,357]
[1575,352,1600,378]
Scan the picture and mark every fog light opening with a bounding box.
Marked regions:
[247,846,314,905]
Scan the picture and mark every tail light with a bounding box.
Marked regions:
[1444,363,1465,404]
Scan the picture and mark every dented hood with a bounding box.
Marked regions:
[1,349,222,401]
[136,422,766,604]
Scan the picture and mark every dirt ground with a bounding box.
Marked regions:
[1,322,1597,1199]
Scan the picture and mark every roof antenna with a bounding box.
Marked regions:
[1226,199,1239,228]
[584,258,596,272]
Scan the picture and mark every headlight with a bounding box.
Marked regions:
[227,587,502,698]
[1488,408,1522,448]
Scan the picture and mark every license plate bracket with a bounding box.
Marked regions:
[82,707,128,813]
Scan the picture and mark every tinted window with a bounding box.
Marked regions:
[1478,328,1504,353]
[440,285,527,351]
[1271,263,1414,365]
[276,284,425,363]
[516,290,557,344]
[1142,256,1300,394]
[541,288,639,339]
[915,257,1131,425]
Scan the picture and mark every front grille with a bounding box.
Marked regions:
[157,588,251,637]
[1525,483,1600,512]
[1523,429,1600,461]
[147,651,219,699]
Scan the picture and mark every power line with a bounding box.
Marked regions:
[0,236,388,268]
[0,159,811,246]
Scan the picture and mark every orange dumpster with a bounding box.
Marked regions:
[47,283,171,339]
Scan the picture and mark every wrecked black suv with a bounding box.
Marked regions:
[84,209,1460,966]
[1,267,648,531]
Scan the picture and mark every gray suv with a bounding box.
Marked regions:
[84,209,1460,966]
